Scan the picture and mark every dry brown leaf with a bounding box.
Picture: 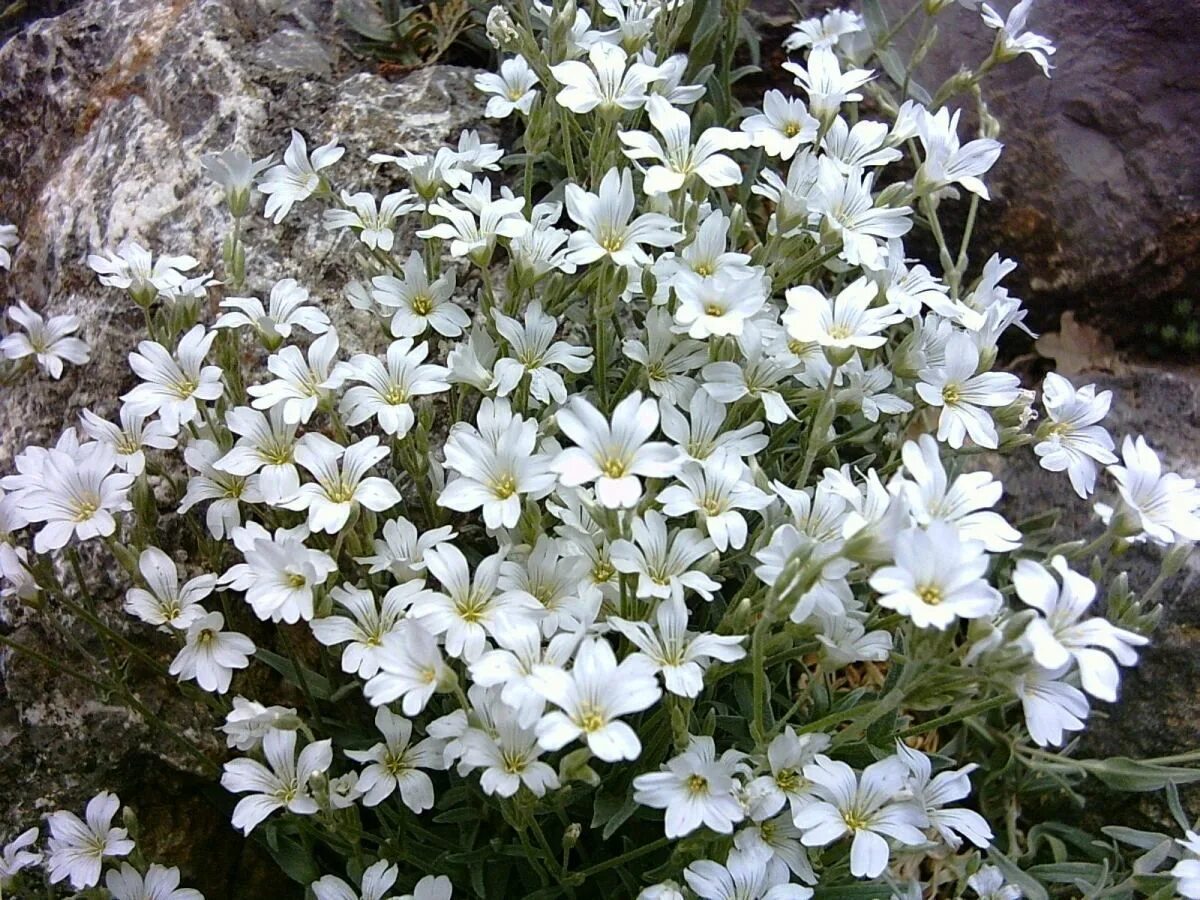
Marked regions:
[1034,311,1127,376]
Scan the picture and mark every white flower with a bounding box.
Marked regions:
[169,611,254,694]
[1172,831,1200,900]
[475,55,540,118]
[659,457,773,551]
[551,42,658,114]
[220,728,333,834]
[812,162,912,269]
[783,8,864,51]
[337,339,451,437]
[0,826,40,881]
[822,117,901,173]
[915,107,1003,199]
[0,300,90,378]
[740,90,819,159]
[124,546,215,630]
[179,439,264,540]
[216,278,330,348]
[460,706,560,798]
[200,147,273,216]
[1107,435,1200,544]
[214,406,301,505]
[259,130,345,223]
[833,360,912,423]
[623,307,707,404]
[633,735,747,838]
[122,325,224,435]
[369,147,472,200]
[552,391,682,508]
[324,189,417,251]
[79,405,176,476]
[619,95,750,195]
[897,434,1022,551]
[364,619,450,715]
[0,222,17,269]
[916,332,1020,449]
[347,707,445,810]
[222,522,337,623]
[1014,556,1147,701]
[312,582,425,678]
[783,46,873,121]
[87,241,197,304]
[398,875,453,900]
[967,865,1024,900]
[439,398,558,529]
[221,696,298,752]
[496,536,594,639]
[564,167,681,267]
[753,149,821,235]
[470,615,581,726]
[283,434,401,533]
[19,443,133,554]
[1034,373,1116,498]
[357,516,456,581]
[784,278,902,360]
[684,848,812,900]
[734,815,816,887]
[869,523,1002,630]
[611,510,720,603]
[981,0,1055,76]
[1014,663,1089,747]
[372,252,468,339]
[492,301,593,405]
[106,863,203,900]
[247,329,344,425]
[0,544,37,604]
[895,742,993,849]
[312,860,399,900]
[411,545,537,661]
[45,792,135,890]
[418,179,525,262]
[745,727,831,821]
[613,598,746,697]
[661,389,769,463]
[792,755,927,879]
[675,270,767,340]
[533,637,661,761]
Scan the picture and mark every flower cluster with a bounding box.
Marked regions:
[2,1,1197,898]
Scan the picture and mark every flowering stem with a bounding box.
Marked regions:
[898,694,1012,739]
[573,836,671,880]
[793,364,840,487]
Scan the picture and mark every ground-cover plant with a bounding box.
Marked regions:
[2,0,1200,897]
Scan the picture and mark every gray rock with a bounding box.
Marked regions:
[0,0,487,889]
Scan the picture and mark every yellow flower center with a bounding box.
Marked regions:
[686,774,709,795]
[783,121,801,137]
[694,262,715,277]
[600,232,624,253]
[601,458,628,478]
[918,584,944,606]
[775,768,802,793]
[704,303,725,317]
[827,324,853,341]
[941,384,962,405]
[492,474,518,500]
[411,293,434,317]
[72,498,100,522]
[577,705,605,733]
[383,385,410,406]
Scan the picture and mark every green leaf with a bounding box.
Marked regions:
[1081,756,1200,792]
[1027,862,1107,884]
[255,647,333,699]
[814,885,900,899]
[985,845,1050,900]
[262,833,321,885]
[1101,826,1170,852]
[592,788,639,840]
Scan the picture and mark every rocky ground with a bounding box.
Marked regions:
[0,0,1197,892]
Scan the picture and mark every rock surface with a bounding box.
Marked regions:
[0,0,488,891]
[751,0,1200,347]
